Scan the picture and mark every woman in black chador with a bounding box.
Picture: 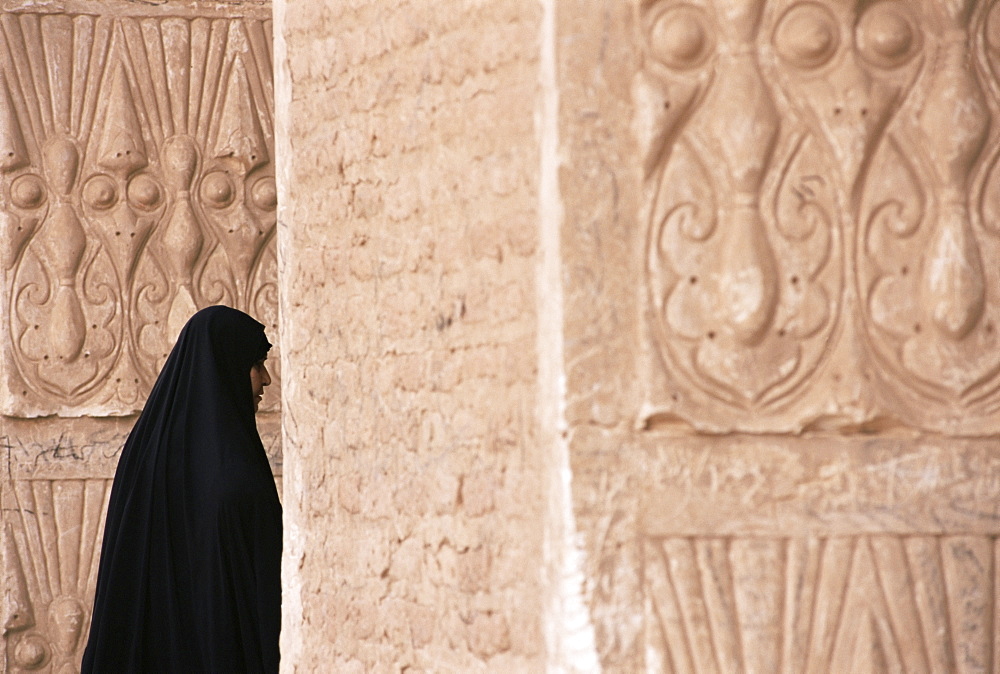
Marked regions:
[82,306,281,673]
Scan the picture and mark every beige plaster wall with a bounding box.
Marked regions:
[275,1,546,670]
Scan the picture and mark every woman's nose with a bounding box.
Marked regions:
[262,366,272,386]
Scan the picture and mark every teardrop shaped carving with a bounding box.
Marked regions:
[718,202,778,346]
[642,2,842,426]
[922,203,985,340]
[43,138,79,197]
[49,286,86,362]
[857,0,1000,427]
[39,205,86,283]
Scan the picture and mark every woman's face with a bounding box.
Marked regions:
[250,360,271,411]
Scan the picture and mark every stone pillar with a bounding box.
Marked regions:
[0,1,281,671]
[275,1,547,670]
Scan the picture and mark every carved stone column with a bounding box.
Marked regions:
[0,2,279,671]
[568,0,1000,670]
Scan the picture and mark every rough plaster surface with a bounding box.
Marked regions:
[276,1,545,670]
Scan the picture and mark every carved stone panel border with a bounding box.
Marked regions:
[644,534,997,673]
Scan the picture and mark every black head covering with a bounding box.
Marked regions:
[82,306,281,673]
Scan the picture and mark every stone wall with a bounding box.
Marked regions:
[279,0,1000,671]
[6,0,1000,670]
[275,1,546,670]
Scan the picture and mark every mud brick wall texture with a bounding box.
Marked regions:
[276,1,546,671]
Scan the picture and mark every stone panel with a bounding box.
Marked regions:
[0,415,281,673]
[1,1,279,672]
[634,0,1000,435]
[557,0,1000,671]
[0,0,279,417]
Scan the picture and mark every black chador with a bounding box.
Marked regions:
[83,306,281,673]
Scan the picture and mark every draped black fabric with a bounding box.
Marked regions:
[82,306,281,673]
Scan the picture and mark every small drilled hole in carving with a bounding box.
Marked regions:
[91,324,97,329]
[664,100,671,109]
[986,323,994,334]
[134,378,139,383]
[900,265,908,275]
[115,378,121,383]
[790,275,799,285]
[21,390,27,395]
[43,355,49,360]
[778,329,786,337]
[834,106,842,115]
[84,353,90,358]
[130,232,136,237]
[860,108,868,116]
[689,276,698,284]
[33,324,39,330]
[115,231,121,236]
[914,323,921,333]
[671,393,679,401]
[707,331,716,339]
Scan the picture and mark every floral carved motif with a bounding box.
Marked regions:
[644,535,996,672]
[640,0,1000,433]
[0,12,278,416]
[2,478,112,672]
[640,0,843,423]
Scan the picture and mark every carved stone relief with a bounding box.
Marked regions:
[1,2,277,672]
[639,0,1000,434]
[0,416,281,673]
[0,6,279,417]
[644,534,996,673]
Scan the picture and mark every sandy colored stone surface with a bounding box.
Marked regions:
[559,0,1000,670]
[6,0,999,669]
[276,1,545,670]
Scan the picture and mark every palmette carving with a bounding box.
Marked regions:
[639,0,1000,432]
[644,534,997,673]
[2,478,111,674]
[858,0,1000,431]
[642,0,841,423]
[0,13,278,415]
